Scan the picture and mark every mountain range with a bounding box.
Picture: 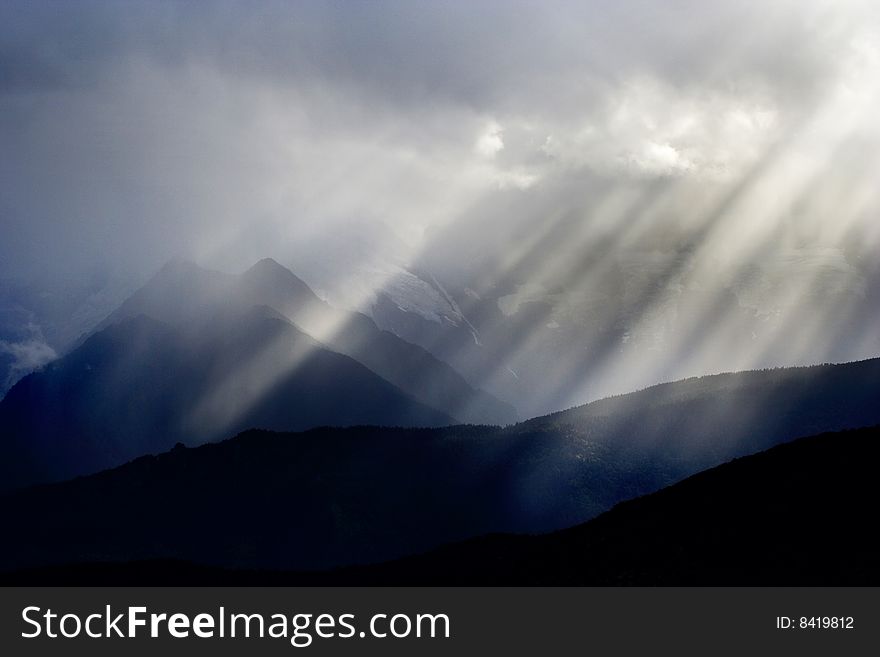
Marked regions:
[1,356,878,572]
[100,258,515,427]
[0,258,513,489]
[10,424,875,586]
[1,256,878,583]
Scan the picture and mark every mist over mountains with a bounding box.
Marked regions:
[365,231,880,418]
[104,258,514,424]
[0,258,518,490]
[2,0,880,587]
[5,243,878,422]
[0,268,139,397]
[3,1,880,416]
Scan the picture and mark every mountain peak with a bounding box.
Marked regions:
[245,257,295,277]
[148,258,232,291]
[240,258,319,302]
[158,257,203,276]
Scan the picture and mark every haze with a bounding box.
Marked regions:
[2,0,879,413]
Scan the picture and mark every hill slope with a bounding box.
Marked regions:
[4,426,878,585]
[330,424,880,585]
[0,357,878,572]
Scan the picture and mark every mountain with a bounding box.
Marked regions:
[97,259,236,331]
[0,307,453,491]
[12,425,877,586]
[323,425,880,585]
[513,357,880,478]
[100,258,515,426]
[1,357,878,572]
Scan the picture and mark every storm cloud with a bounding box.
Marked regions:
[2,0,877,273]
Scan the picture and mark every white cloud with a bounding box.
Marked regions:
[535,77,781,182]
[0,330,56,392]
[475,122,504,158]
[630,142,692,176]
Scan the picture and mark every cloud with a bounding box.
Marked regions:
[1,1,875,277]
[0,326,56,393]
[475,122,504,159]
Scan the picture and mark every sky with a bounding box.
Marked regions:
[2,0,878,277]
[2,0,880,408]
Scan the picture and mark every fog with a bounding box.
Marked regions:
[2,0,879,412]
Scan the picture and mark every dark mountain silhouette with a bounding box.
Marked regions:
[324,425,880,585]
[3,426,879,585]
[0,357,878,573]
[99,258,516,425]
[0,307,453,490]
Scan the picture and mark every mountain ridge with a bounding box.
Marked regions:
[3,425,878,585]
[1,355,878,571]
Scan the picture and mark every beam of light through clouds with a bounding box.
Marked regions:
[2,0,879,415]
